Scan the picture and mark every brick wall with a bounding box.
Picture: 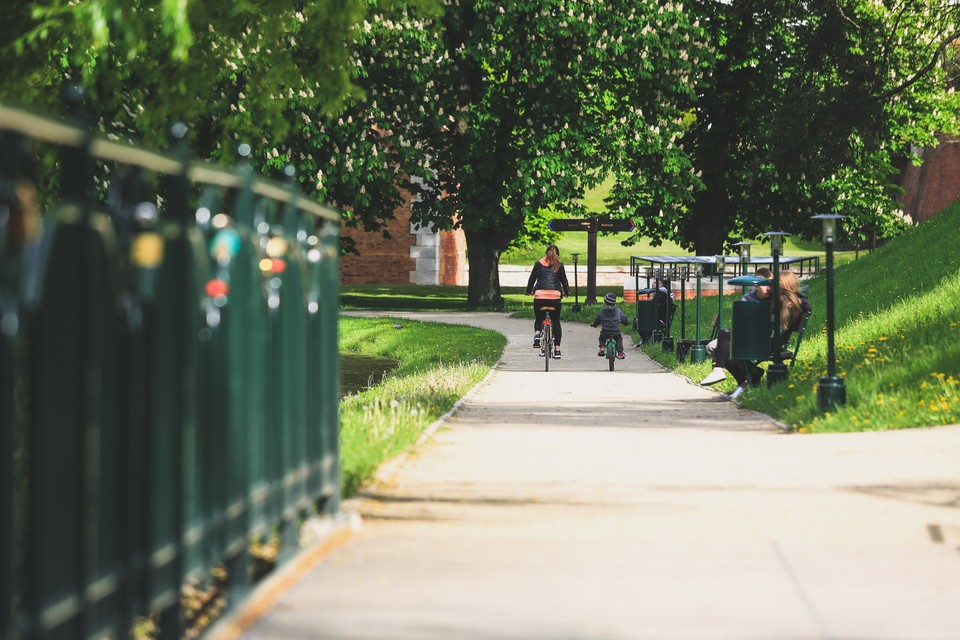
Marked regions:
[340,187,467,285]
[899,136,960,223]
[340,196,416,284]
[438,228,467,286]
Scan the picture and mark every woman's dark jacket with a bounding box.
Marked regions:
[525,261,570,296]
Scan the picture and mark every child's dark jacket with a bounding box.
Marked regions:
[591,306,630,332]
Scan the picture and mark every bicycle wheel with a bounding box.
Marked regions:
[606,339,616,371]
[543,323,552,372]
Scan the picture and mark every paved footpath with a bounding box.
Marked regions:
[239,312,960,640]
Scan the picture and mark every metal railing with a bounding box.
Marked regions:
[1,103,341,639]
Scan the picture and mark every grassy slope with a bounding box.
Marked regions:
[651,203,960,432]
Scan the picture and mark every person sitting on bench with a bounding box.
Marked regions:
[700,267,810,398]
[638,278,676,344]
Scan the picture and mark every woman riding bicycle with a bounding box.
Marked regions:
[526,245,570,359]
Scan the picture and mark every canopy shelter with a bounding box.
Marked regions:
[629,255,820,281]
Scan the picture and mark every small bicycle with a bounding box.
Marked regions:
[604,336,618,371]
[539,305,557,372]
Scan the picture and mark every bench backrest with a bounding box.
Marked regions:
[785,309,813,364]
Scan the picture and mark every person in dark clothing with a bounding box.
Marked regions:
[525,245,570,358]
[638,278,676,344]
[591,293,630,358]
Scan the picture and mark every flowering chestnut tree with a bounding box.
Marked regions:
[280,1,712,306]
[0,0,371,152]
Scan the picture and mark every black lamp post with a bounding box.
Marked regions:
[571,253,581,313]
[734,241,752,294]
[715,255,726,336]
[812,214,846,411]
[661,267,675,352]
[690,263,706,363]
[764,231,790,386]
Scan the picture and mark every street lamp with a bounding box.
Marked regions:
[764,231,790,386]
[734,241,752,294]
[812,214,846,411]
[661,267,675,352]
[715,255,726,337]
[690,263,706,363]
[571,253,581,313]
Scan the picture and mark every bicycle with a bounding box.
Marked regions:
[604,336,617,371]
[539,305,558,372]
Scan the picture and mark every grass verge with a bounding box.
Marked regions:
[339,315,506,496]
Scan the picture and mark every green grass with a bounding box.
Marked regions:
[502,173,861,266]
[340,284,484,311]
[640,202,960,433]
[338,315,506,495]
[500,224,858,267]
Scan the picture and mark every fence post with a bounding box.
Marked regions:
[0,129,27,640]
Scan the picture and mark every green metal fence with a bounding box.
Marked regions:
[0,104,341,639]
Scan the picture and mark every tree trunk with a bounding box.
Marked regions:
[464,227,513,307]
[688,182,732,256]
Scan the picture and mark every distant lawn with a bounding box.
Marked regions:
[500,224,858,267]
[499,174,860,266]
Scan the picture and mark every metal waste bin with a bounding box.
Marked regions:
[731,300,772,360]
[635,299,658,333]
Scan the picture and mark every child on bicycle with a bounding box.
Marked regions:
[591,293,630,359]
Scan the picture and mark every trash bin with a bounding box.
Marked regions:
[634,299,657,333]
[731,300,772,360]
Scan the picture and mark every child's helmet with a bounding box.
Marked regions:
[604,293,616,305]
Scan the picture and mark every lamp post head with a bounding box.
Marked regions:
[571,252,579,264]
[734,241,752,262]
[715,255,726,273]
[764,231,790,257]
[811,214,845,244]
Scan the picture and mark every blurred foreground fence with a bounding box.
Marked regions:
[1,102,341,639]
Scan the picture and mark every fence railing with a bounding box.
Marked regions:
[1,102,341,639]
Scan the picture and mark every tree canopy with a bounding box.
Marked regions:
[291,0,711,304]
[0,0,370,153]
[2,0,958,300]
[662,0,960,255]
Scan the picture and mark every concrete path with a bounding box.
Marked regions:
[242,312,960,640]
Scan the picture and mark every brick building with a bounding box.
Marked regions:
[340,188,467,285]
[899,135,960,224]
